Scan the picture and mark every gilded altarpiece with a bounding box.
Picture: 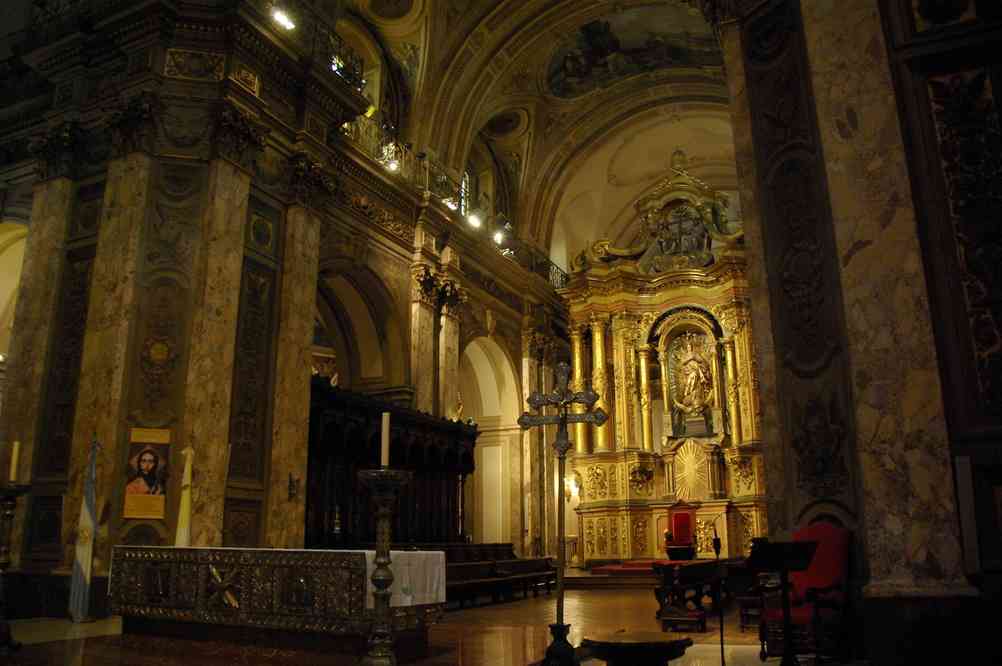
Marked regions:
[564,153,767,565]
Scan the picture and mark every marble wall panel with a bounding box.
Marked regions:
[265,205,320,548]
[800,0,968,594]
[5,177,75,568]
[67,154,154,573]
[181,159,250,547]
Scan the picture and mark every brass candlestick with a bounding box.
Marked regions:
[0,484,29,654]
[358,468,412,666]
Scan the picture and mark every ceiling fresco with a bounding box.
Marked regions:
[546,4,721,98]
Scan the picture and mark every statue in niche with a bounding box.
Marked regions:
[670,332,714,436]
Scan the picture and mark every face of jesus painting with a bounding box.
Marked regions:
[127,449,164,495]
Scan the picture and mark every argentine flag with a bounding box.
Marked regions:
[69,437,100,623]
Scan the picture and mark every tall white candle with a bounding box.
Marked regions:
[9,440,20,483]
[380,412,390,467]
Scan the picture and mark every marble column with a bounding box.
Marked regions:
[637,345,654,452]
[410,265,438,414]
[438,285,463,419]
[265,155,329,548]
[520,329,539,553]
[181,157,252,547]
[4,130,80,568]
[67,149,156,572]
[799,0,968,599]
[569,324,590,455]
[721,337,742,445]
[4,175,75,486]
[590,315,611,452]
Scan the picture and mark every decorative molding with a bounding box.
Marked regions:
[164,49,225,82]
[586,465,608,499]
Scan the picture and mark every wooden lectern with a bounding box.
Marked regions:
[746,540,818,666]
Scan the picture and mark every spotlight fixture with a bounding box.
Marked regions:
[271,7,295,30]
[493,229,504,245]
[467,211,483,228]
[443,198,459,211]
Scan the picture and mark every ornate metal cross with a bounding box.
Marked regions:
[517,360,607,665]
[517,361,607,456]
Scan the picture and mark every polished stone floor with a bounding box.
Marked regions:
[7,589,778,665]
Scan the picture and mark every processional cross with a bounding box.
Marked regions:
[517,360,607,665]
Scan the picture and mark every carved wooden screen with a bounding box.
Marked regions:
[305,381,477,548]
[880,0,1002,576]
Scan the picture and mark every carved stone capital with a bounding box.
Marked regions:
[29,121,88,180]
[439,279,467,318]
[107,91,163,158]
[411,264,440,307]
[288,152,335,208]
[214,100,269,170]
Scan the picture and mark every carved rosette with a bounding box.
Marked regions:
[107,91,163,158]
[29,121,88,180]
[214,100,268,170]
[287,152,335,209]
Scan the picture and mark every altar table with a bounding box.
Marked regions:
[109,545,444,647]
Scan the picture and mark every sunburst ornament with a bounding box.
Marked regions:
[674,440,708,501]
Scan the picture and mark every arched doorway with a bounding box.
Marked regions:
[458,336,520,545]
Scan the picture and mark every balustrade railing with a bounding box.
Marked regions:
[338,114,569,291]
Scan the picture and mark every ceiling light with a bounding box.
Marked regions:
[272,8,295,30]
[467,212,483,228]
[493,230,504,245]
[386,159,400,172]
[443,198,458,211]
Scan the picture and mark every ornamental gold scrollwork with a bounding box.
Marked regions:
[587,465,608,499]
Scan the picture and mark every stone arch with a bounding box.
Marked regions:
[458,335,521,546]
[316,267,407,397]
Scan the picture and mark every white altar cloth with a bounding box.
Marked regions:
[361,550,446,608]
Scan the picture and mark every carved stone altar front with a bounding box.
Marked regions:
[563,151,767,564]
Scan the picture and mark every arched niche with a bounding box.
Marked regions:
[651,306,726,443]
[316,267,406,398]
[458,335,521,545]
[0,222,27,356]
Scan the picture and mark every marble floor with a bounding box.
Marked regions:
[5,589,810,666]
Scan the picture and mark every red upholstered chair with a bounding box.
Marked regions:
[664,511,696,560]
[758,520,851,663]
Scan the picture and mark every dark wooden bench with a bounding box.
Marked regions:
[495,558,556,598]
[445,561,506,607]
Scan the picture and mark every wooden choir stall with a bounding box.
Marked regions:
[305,378,478,549]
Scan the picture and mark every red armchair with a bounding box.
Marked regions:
[759,520,851,663]
[664,511,696,560]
